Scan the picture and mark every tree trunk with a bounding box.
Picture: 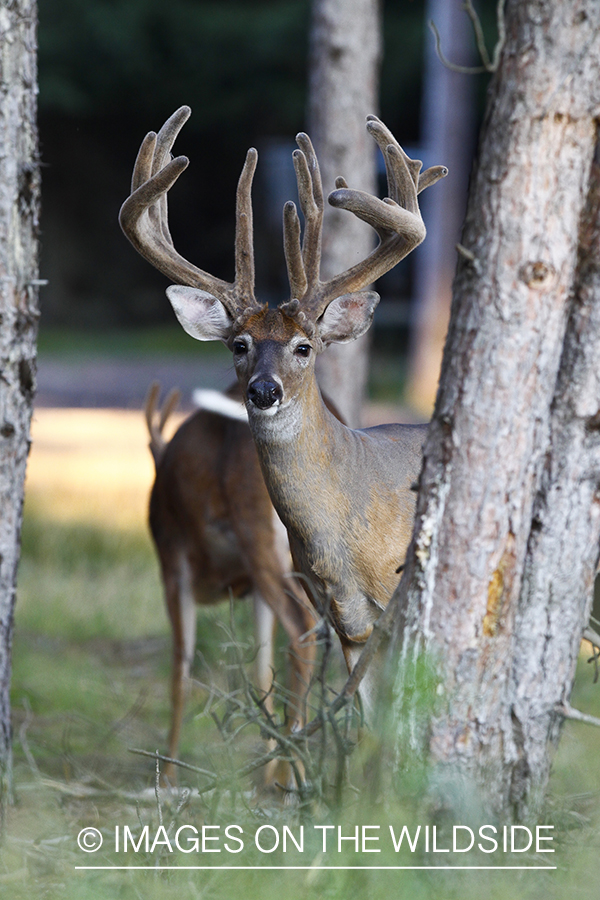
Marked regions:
[510,137,600,818]
[0,0,40,822]
[388,0,600,822]
[308,0,381,427]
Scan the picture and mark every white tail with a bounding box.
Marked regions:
[192,387,248,422]
[123,110,446,726]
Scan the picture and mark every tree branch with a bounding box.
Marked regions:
[429,0,506,75]
[556,703,600,729]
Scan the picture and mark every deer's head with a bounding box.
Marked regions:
[119,107,446,418]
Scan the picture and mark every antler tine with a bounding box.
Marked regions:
[366,116,445,206]
[366,115,421,209]
[234,148,258,301]
[417,164,449,195]
[280,134,325,306]
[151,107,190,177]
[309,117,447,312]
[120,107,260,318]
[150,107,193,249]
[294,133,324,290]
[128,106,191,253]
[131,131,157,194]
[280,133,327,321]
[159,386,181,431]
[283,200,307,300]
[365,119,446,197]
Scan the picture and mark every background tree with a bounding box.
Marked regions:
[405,0,478,415]
[389,0,600,822]
[0,0,41,823]
[308,0,381,426]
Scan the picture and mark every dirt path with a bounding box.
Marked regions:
[35,355,235,410]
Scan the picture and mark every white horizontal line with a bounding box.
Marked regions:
[75,865,557,871]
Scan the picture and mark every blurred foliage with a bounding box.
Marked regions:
[36,323,230,357]
[38,0,429,137]
[39,0,311,135]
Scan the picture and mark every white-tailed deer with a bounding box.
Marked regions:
[121,106,446,721]
[144,381,317,788]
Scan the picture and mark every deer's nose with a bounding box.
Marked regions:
[247,379,283,410]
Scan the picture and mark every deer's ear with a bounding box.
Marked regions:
[317,291,380,345]
[166,286,233,342]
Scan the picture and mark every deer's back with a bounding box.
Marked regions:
[149,407,274,602]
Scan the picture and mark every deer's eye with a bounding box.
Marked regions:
[294,344,311,358]
[233,340,248,355]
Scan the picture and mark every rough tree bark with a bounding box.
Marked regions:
[388,0,600,821]
[308,0,381,427]
[0,0,40,819]
[511,137,600,817]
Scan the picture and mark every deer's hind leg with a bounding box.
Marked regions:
[246,513,317,798]
[162,551,197,784]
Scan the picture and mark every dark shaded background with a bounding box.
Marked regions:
[38,0,429,330]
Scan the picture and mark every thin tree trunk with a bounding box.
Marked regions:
[0,0,40,822]
[308,0,381,427]
[406,0,476,416]
[388,0,600,821]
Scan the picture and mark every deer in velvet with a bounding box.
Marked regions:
[120,106,446,720]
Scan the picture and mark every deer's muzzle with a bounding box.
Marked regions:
[247,379,283,410]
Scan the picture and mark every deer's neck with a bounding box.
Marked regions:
[246,376,349,531]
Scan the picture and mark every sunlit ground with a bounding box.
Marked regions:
[25,407,183,530]
[3,406,600,899]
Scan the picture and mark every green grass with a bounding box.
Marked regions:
[12,507,279,783]
[5,504,600,898]
[17,517,167,640]
[17,512,165,641]
[36,323,231,360]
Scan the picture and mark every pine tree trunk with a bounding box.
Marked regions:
[388,0,600,821]
[0,0,40,821]
[510,137,600,818]
[308,0,381,427]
